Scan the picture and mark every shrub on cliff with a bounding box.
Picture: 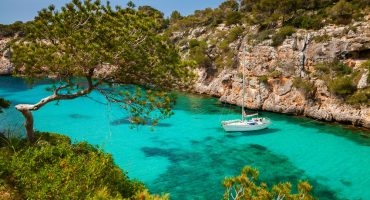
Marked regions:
[347,89,370,105]
[293,77,317,98]
[225,11,242,26]
[189,39,212,68]
[0,21,28,38]
[0,132,166,199]
[271,26,295,47]
[329,0,354,25]
[289,14,324,30]
[258,75,269,84]
[328,76,357,96]
[270,70,282,78]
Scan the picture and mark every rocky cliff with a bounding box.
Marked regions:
[0,37,13,75]
[1,18,369,128]
[172,17,370,128]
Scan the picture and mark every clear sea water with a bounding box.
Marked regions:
[1,76,370,200]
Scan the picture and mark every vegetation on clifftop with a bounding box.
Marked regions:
[168,0,369,32]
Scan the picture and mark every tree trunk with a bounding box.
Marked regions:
[16,107,35,143]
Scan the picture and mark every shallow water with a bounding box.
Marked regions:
[1,76,370,200]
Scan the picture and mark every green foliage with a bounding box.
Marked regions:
[270,70,282,78]
[138,6,168,30]
[271,26,295,47]
[188,39,211,68]
[11,0,193,140]
[328,76,357,96]
[168,0,368,34]
[332,62,352,75]
[258,75,269,83]
[251,29,274,45]
[189,39,202,49]
[329,0,354,25]
[290,14,324,30]
[293,77,316,98]
[225,11,242,26]
[228,26,244,42]
[12,1,191,89]
[346,89,370,105]
[361,60,370,83]
[313,34,331,43]
[0,21,28,37]
[219,0,239,12]
[170,10,182,23]
[0,98,10,113]
[0,133,167,200]
[314,61,352,78]
[223,166,314,200]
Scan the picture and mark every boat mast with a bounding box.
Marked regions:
[242,50,246,122]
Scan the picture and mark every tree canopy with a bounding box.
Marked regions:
[0,98,10,113]
[11,0,193,142]
[223,166,314,200]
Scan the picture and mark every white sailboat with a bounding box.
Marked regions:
[221,53,271,132]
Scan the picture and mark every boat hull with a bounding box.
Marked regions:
[221,120,270,132]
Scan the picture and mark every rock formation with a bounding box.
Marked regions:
[0,37,14,75]
[180,19,370,128]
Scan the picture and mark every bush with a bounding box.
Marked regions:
[332,62,352,75]
[346,90,370,105]
[313,34,331,43]
[251,29,274,45]
[225,11,242,26]
[293,77,316,98]
[329,0,354,25]
[328,76,357,96]
[314,63,330,74]
[270,70,282,78]
[189,39,211,68]
[0,21,27,38]
[290,14,324,30]
[258,75,269,83]
[271,26,296,47]
[314,61,352,77]
[0,133,166,200]
[227,26,244,42]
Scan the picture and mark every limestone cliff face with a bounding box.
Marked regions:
[0,37,13,75]
[175,20,370,128]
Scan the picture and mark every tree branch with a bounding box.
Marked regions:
[15,76,99,112]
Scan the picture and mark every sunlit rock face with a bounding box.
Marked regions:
[177,17,370,128]
[0,37,14,75]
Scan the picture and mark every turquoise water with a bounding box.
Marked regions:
[1,76,370,200]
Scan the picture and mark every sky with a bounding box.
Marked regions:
[0,0,225,24]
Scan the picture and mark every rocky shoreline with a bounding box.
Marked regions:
[186,20,370,128]
[1,19,370,128]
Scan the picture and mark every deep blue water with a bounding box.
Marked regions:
[1,76,370,200]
